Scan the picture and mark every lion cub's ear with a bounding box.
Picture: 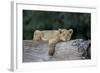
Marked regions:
[58,29,61,31]
[58,29,62,33]
[69,29,73,34]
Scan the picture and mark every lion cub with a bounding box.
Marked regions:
[33,29,73,56]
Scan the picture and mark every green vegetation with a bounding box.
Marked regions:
[23,10,91,40]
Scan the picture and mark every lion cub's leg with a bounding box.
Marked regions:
[48,43,55,56]
[48,39,58,56]
[33,30,44,41]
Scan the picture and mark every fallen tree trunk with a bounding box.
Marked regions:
[23,39,91,62]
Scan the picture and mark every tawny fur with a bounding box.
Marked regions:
[33,29,73,56]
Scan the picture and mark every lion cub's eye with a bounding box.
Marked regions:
[63,34,65,36]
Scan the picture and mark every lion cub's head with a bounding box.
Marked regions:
[59,29,73,41]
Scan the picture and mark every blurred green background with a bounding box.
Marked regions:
[23,10,91,40]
